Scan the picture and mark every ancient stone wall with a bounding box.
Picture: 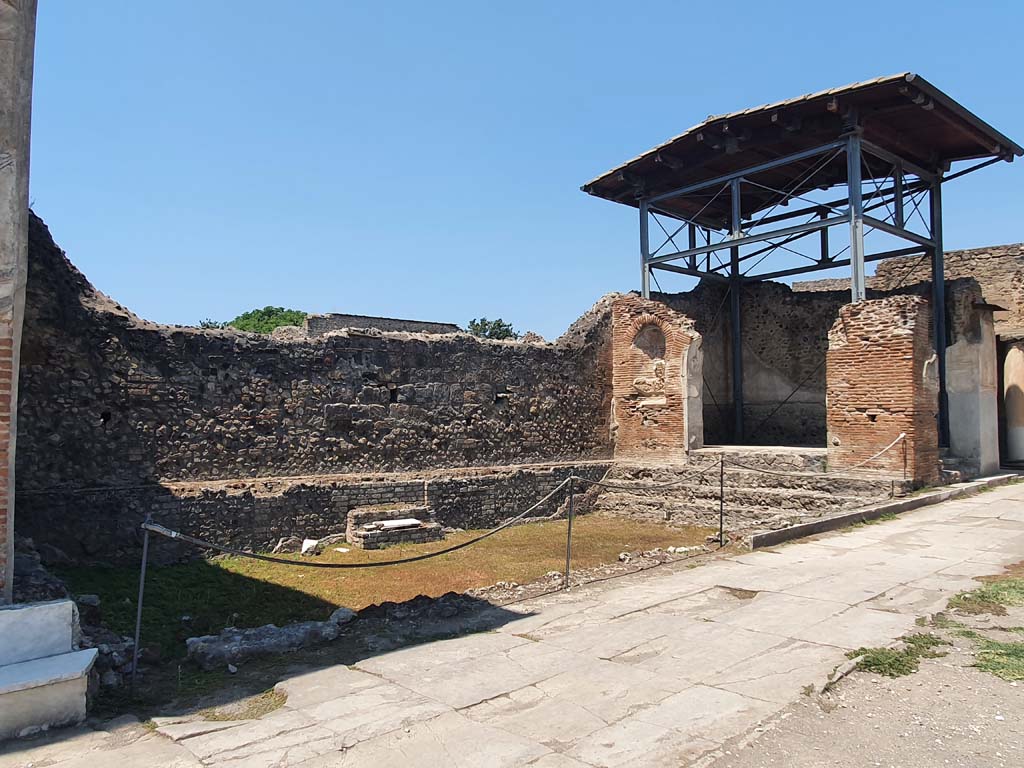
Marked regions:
[16,462,609,564]
[13,216,614,562]
[17,215,613,491]
[610,296,701,460]
[795,242,1024,335]
[305,314,461,337]
[826,294,940,483]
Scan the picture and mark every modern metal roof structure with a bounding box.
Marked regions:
[583,73,1021,446]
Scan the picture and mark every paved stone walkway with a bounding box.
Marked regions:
[3,481,1023,767]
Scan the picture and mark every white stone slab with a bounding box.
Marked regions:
[0,648,97,696]
[379,518,423,530]
[0,600,76,666]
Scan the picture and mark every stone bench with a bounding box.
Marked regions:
[346,504,444,550]
[0,600,98,741]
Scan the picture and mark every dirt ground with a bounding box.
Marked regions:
[706,609,1024,768]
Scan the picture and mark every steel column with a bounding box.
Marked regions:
[930,179,950,447]
[894,163,905,228]
[847,135,867,302]
[639,199,651,299]
[730,179,744,442]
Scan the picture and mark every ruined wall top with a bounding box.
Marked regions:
[795,243,1024,334]
[305,313,461,337]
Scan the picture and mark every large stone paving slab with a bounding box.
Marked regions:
[792,605,918,649]
[703,639,846,702]
[300,711,551,767]
[464,685,608,750]
[709,591,849,635]
[619,620,786,683]
[566,716,718,768]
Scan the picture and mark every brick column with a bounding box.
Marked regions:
[826,295,939,484]
[0,0,38,602]
[610,296,702,460]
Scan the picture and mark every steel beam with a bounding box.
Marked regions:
[646,214,847,267]
[639,199,651,299]
[745,246,924,282]
[648,140,846,204]
[930,180,950,448]
[650,262,730,282]
[861,215,936,248]
[860,139,938,183]
[847,135,867,302]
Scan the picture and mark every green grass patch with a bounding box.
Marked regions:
[975,638,1024,680]
[57,517,711,661]
[847,633,947,677]
[949,578,1024,617]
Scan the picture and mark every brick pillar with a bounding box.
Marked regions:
[826,295,939,483]
[0,0,38,602]
[611,296,702,460]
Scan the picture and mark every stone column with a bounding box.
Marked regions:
[826,295,940,484]
[1004,341,1024,464]
[944,284,1000,477]
[0,0,38,603]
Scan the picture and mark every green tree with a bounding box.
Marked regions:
[226,307,308,334]
[467,317,518,340]
[199,318,228,329]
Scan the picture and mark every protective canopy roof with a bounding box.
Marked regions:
[582,73,1021,229]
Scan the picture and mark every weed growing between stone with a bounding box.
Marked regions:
[921,562,1024,682]
[846,633,947,677]
[974,638,1024,680]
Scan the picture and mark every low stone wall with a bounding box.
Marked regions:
[15,462,610,565]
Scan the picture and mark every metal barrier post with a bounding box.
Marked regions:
[130,515,152,695]
[564,476,575,589]
[718,457,725,547]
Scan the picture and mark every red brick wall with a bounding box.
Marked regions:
[826,295,939,483]
[611,296,700,460]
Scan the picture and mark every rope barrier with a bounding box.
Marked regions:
[721,433,907,478]
[141,476,572,569]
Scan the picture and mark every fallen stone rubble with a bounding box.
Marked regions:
[186,606,358,671]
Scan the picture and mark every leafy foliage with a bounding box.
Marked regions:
[229,306,308,334]
[199,307,308,334]
[467,317,518,340]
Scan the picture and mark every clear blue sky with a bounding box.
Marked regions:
[30,1,1023,339]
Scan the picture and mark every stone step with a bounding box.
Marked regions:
[591,485,874,514]
[606,466,899,497]
[0,648,98,740]
[686,447,828,472]
[592,502,835,532]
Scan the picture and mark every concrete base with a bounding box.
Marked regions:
[0,674,89,741]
